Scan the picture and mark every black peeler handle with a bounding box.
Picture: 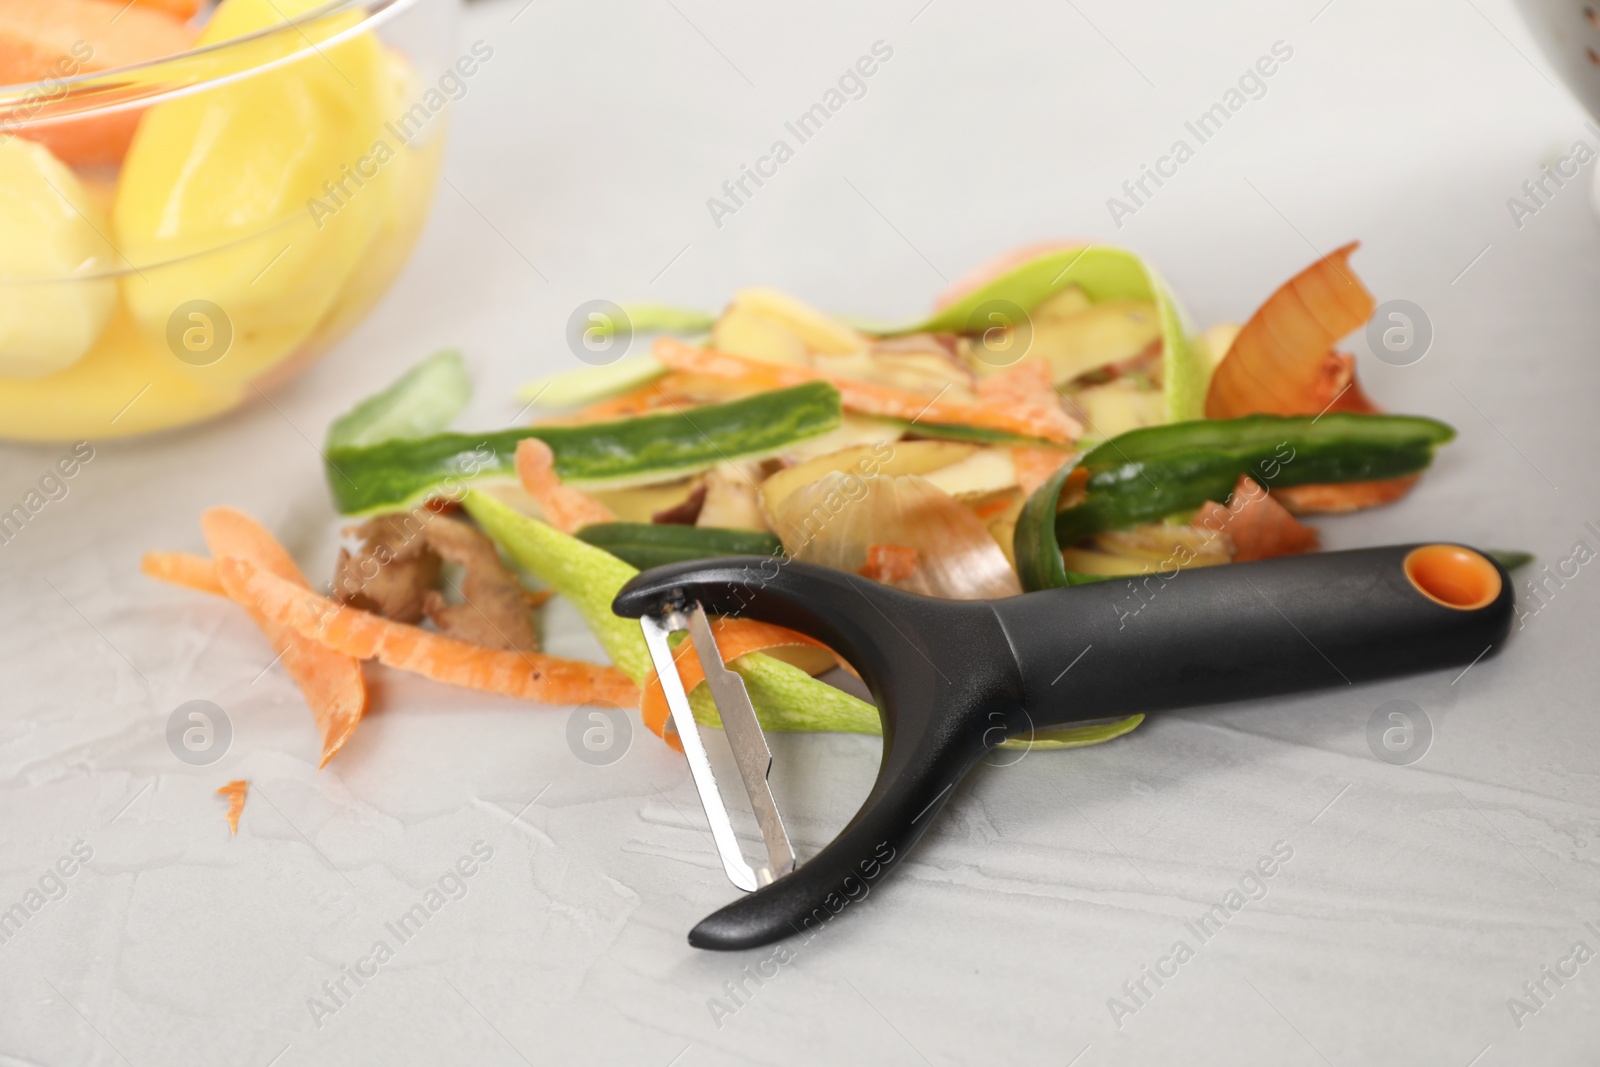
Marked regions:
[995,542,1514,729]
[615,543,1514,950]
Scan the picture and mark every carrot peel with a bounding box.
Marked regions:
[514,438,617,534]
[640,618,835,750]
[141,551,224,596]
[216,557,639,709]
[198,508,369,768]
[1276,474,1420,514]
[654,338,1079,443]
[860,544,919,583]
[217,780,247,835]
[1194,476,1319,563]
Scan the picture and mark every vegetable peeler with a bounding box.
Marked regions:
[613,542,1513,950]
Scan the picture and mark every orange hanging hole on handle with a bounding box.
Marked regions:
[1403,544,1503,611]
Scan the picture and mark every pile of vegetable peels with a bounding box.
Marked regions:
[147,242,1481,765]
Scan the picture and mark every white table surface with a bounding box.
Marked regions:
[4,0,1599,1063]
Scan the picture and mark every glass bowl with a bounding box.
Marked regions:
[0,0,460,441]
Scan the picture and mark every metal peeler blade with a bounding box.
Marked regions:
[639,602,795,892]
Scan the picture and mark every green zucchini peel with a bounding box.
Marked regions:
[326,381,843,516]
[868,244,1207,424]
[576,522,783,570]
[325,349,471,450]
[1015,413,1457,592]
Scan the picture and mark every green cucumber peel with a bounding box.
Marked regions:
[325,349,471,450]
[1486,549,1533,571]
[867,244,1206,424]
[576,523,783,571]
[1015,459,1087,592]
[612,303,716,335]
[326,381,842,516]
[997,713,1144,750]
[1014,413,1456,592]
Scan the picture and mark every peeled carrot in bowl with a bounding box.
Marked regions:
[0,0,200,167]
[130,0,202,18]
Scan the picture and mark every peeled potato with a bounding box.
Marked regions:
[113,0,388,390]
[304,47,435,355]
[0,138,117,378]
[0,305,237,439]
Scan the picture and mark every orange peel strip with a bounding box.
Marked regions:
[217,557,639,709]
[976,358,1080,443]
[1194,476,1319,563]
[141,550,224,596]
[1276,474,1421,514]
[217,779,247,835]
[1012,446,1075,497]
[514,438,617,534]
[654,338,1077,443]
[199,508,369,768]
[640,618,835,750]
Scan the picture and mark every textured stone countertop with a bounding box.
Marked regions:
[2,0,1598,1063]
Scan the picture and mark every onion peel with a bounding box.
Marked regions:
[1205,243,1376,419]
[773,473,1022,600]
